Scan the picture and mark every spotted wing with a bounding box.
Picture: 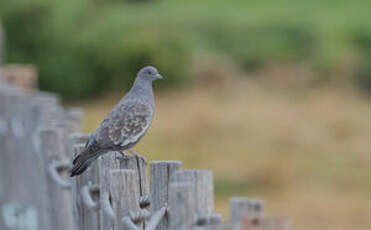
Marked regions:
[95,100,153,149]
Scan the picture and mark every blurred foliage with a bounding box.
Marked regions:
[1,0,371,99]
[353,29,371,92]
[201,23,316,70]
[355,57,371,93]
[0,0,190,99]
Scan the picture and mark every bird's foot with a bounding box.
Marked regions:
[115,151,135,161]
[127,149,147,165]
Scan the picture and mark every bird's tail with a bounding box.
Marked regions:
[69,147,100,177]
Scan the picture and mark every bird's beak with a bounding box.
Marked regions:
[156,74,163,79]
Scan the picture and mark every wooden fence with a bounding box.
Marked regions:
[0,84,291,230]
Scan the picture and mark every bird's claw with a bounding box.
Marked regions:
[137,155,147,165]
[115,151,135,161]
[127,149,147,165]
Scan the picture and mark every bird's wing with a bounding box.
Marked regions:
[95,100,153,149]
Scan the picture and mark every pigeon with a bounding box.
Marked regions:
[69,66,163,177]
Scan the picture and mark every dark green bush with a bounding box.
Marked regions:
[356,56,371,93]
[0,0,51,62]
[2,0,370,98]
[0,0,190,100]
[197,23,316,71]
[36,27,190,99]
[353,29,371,53]
[352,29,371,93]
[119,30,190,88]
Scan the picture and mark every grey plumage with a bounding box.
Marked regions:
[69,66,163,177]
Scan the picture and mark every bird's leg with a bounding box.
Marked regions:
[115,150,133,161]
[127,149,147,165]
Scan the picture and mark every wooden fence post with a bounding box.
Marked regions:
[120,157,150,208]
[168,182,195,230]
[99,152,121,230]
[73,143,100,230]
[0,90,51,230]
[230,197,264,229]
[167,169,221,230]
[69,134,90,229]
[241,216,291,230]
[119,156,150,230]
[110,169,146,230]
[69,133,90,146]
[150,161,182,230]
[31,95,62,127]
[38,126,75,230]
[64,108,83,133]
[170,170,221,227]
[31,92,60,115]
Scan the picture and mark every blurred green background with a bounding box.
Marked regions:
[2,0,371,99]
[1,0,371,229]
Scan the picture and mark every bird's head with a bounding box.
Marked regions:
[137,66,163,82]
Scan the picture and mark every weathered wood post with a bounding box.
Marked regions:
[30,93,60,132]
[120,157,150,207]
[73,143,100,230]
[110,169,146,230]
[32,92,60,109]
[69,134,90,229]
[174,170,220,225]
[38,126,75,230]
[168,182,195,230]
[64,108,83,133]
[70,133,90,146]
[241,216,291,230]
[32,95,77,230]
[34,103,64,128]
[168,170,221,229]
[230,197,264,229]
[119,156,150,230]
[99,152,121,230]
[150,161,182,230]
[0,89,51,230]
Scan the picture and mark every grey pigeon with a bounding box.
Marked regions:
[69,66,162,177]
